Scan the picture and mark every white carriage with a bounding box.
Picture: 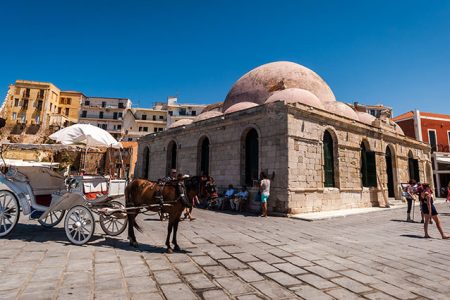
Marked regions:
[0,124,129,245]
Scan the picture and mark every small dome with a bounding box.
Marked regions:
[324,102,359,121]
[224,102,259,114]
[169,119,193,128]
[265,88,324,109]
[223,61,336,111]
[394,123,404,135]
[356,111,376,125]
[194,110,223,122]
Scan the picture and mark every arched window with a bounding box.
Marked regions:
[244,128,259,186]
[323,131,335,187]
[385,146,395,197]
[166,141,177,174]
[198,137,210,176]
[408,151,420,182]
[361,141,377,187]
[142,146,150,179]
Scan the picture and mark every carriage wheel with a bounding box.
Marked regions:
[38,210,65,228]
[0,191,20,238]
[99,201,127,236]
[64,205,95,245]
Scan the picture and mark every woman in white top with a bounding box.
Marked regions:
[260,172,270,217]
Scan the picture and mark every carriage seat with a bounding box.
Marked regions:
[81,176,109,199]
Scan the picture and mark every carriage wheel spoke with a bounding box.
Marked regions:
[4,197,12,211]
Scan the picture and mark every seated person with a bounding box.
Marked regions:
[224,184,238,210]
[234,186,249,212]
[216,184,235,210]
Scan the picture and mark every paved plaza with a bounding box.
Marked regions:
[1,202,450,300]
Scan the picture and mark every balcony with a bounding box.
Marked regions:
[436,144,450,153]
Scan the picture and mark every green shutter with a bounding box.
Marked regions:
[323,132,335,187]
[366,151,377,187]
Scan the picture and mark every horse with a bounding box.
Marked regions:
[125,176,217,253]
[125,179,185,252]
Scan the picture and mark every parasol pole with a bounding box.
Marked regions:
[118,144,125,179]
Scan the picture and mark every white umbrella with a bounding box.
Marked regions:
[49,124,122,149]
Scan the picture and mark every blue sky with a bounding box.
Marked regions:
[1,0,449,115]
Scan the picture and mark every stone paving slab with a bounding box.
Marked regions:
[2,200,450,299]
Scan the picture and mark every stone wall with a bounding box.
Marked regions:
[285,103,432,214]
[137,101,432,215]
[137,104,290,214]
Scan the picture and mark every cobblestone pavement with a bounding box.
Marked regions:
[1,202,450,300]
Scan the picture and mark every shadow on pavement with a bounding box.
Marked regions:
[390,219,418,223]
[4,223,169,253]
[400,234,426,239]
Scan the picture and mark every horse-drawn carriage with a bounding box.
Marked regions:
[0,124,218,250]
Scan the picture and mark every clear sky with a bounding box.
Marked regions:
[1,0,449,115]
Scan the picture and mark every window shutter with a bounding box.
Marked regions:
[366,151,377,187]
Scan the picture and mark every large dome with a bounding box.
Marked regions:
[223,61,336,112]
[265,88,324,110]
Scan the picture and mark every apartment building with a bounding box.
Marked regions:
[350,102,393,118]
[393,110,450,196]
[78,97,132,139]
[122,108,166,141]
[155,96,206,127]
[0,80,82,137]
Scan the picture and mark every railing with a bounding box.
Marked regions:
[435,144,450,153]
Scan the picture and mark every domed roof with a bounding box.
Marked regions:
[224,102,259,114]
[194,110,223,122]
[324,102,359,121]
[265,88,324,109]
[169,119,193,128]
[356,111,376,125]
[223,61,336,111]
[394,123,404,135]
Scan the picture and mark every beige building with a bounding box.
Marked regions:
[0,80,82,140]
[136,62,432,215]
[154,96,207,127]
[122,108,167,141]
[78,97,132,139]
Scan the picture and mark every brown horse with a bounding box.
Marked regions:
[125,176,217,253]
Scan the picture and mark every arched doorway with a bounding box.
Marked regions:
[408,151,420,182]
[361,141,377,187]
[323,130,335,187]
[198,137,210,176]
[166,141,177,174]
[244,128,259,186]
[385,146,395,197]
[142,146,150,179]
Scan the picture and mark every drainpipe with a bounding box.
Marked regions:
[413,109,422,142]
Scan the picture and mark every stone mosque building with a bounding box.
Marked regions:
[136,61,432,214]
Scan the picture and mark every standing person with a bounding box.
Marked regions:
[421,183,449,239]
[404,180,416,222]
[260,172,270,217]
